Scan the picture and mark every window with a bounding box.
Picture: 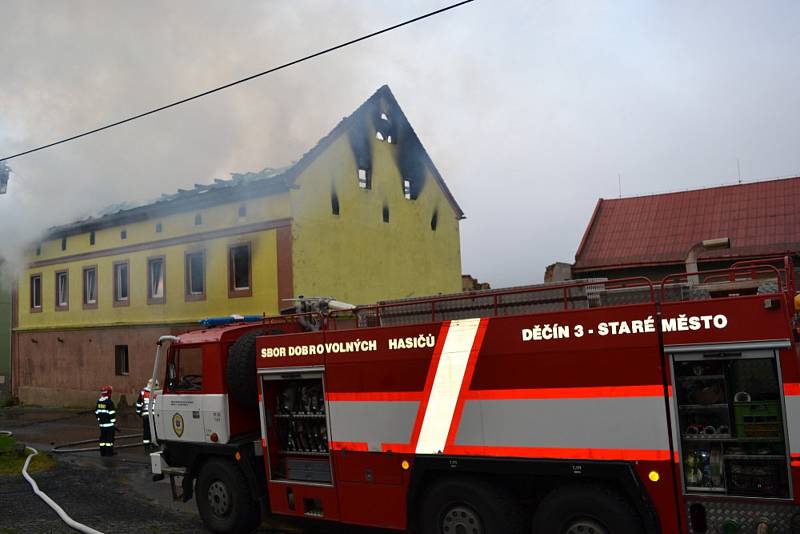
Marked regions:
[89,231,96,246]
[61,237,67,251]
[357,168,371,189]
[331,190,340,215]
[120,229,127,240]
[382,205,390,223]
[238,204,247,217]
[185,251,205,300]
[115,345,129,376]
[83,266,98,308]
[167,347,203,391]
[155,222,163,233]
[228,244,252,297]
[35,245,41,256]
[431,211,439,231]
[403,179,412,200]
[148,256,166,304]
[55,270,68,310]
[113,260,130,306]
[30,274,42,311]
[194,214,202,226]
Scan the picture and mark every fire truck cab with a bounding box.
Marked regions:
[150,260,800,533]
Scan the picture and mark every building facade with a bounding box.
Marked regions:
[13,86,464,406]
[572,176,800,282]
[0,263,11,402]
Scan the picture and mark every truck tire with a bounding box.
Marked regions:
[420,477,525,534]
[196,458,261,534]
[227,329,283,408]
[531,484,644,534]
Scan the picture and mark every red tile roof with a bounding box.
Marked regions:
[573,176,800,272]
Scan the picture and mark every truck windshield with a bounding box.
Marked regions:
[167,347,204,391]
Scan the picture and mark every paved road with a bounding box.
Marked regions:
[0,407,392,534]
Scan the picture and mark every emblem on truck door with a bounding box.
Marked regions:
[172,413,184,437]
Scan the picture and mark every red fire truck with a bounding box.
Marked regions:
[149,260,800,533]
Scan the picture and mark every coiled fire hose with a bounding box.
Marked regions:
[0,430,104,534]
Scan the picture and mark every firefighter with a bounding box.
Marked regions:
[136,379,155,451]
[95,385,117,456]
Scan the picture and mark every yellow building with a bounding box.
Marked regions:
[13,86,463,406]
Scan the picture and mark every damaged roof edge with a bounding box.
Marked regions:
[43,84,464,240]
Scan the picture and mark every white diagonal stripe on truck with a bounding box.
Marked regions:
[415,318,482,454]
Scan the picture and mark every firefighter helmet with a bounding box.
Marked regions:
[101,385,113,396]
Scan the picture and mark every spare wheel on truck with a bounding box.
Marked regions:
[227,329,284,408]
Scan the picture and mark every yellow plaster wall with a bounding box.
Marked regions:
[18,195,289,330]
[290,131,462,305]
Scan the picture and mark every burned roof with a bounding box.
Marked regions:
[46,85,463,239]
[573,175,800,272]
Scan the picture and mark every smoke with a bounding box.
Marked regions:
[1,1,800,287]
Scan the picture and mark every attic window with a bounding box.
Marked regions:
[403,179,412,200]
[430,211,439,231]
[387,135,393,144]
[90,231,96,246]
[382,205,390,223]
[120,229,127,240]
[380,113,389,121]
[61,237,67,251]
[35,245,41,256]
[238,204,247,217]
[155,223,163,233]
[195,214,203,226]
[331,190,340,215]
[357,168,371,190]
[376,131,385,141]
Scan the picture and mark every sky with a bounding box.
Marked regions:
[1,1,799,287]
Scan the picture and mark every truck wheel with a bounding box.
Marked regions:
[227,329,283,408]
[196,458,261,534]
[420,477,524,534]
[531,485,643,534]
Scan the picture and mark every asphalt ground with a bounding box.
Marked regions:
[0,406,392,534]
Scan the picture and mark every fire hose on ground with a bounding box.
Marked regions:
[0,430,105,534]
[51,433,144,453]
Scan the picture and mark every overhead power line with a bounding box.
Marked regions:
[0,0,474,163]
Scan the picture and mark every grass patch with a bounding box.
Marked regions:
[0,434,57,475]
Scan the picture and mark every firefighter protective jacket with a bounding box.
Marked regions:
[135,388,151,417]
[95,396,116,428]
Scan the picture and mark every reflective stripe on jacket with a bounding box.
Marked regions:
[95,396,116,426]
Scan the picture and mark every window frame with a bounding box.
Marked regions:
[112,259,130,307]
[114,345,129,376]
[55,270,69,311]
[82,265,98,309]
[357,168,371,190]
[30,273,42,313]
[228,242,252,298]
[184,250,206,302]
[166,345,204,392]
[147,255,167,305]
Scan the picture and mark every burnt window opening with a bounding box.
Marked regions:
[120,229,127,240]
[30,275,41,309]
[194,214,202,226]
[238,204,247,217]
[431,211,439,231]
[115,345,129,376]
[382,205,390,223]
[61,237,67,251]
[403,179,412,200]
[155,223,163,233]
[89,231,96,246]
[331,190,340,215]
[357,168,371,190]
[375,131,385,141]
